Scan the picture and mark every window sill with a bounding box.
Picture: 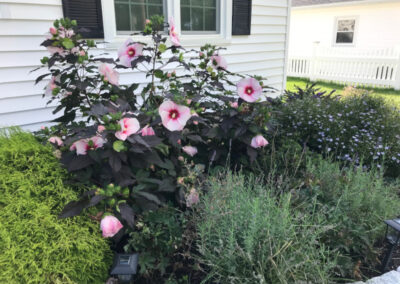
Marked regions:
[97,34,232,50]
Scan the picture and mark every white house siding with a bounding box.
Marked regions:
[289,1,400,56]
[0,0,290,131]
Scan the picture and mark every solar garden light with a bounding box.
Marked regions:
[110,253,139,283]
[381,218,400,272]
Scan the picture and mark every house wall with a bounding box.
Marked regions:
[289,1,400,56]
[0,0,291,131]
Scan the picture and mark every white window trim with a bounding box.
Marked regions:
[100,0,232,49]
[332,16,359,47]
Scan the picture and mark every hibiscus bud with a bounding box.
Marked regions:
[48,136,63,146]
[177,139,181,145]
[182,146,198,157]
[141,125,155,136]
[53,150,62,159]
[178,156,184,162]
[49,27,57,35]
[250,135,269,149]
[186,99,192,105]
[230,101,239,108]
[145,19,151,24]
[193,121,199,125]
[97,125,106,133]
[167,72,172,78]
[100,215,123,238]
[177,177,184,184]
[41,126,46,130]
[79,50,86,56]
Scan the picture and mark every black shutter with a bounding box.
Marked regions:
[232,0,252,36]
[62,0,104,39]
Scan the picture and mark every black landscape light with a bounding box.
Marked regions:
[381,218,400,272]
[110,253,139,283]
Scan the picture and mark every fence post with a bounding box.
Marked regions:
[394,48,400,90]
[309,41,319,82]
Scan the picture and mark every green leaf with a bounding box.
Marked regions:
[113,140,126,152]
[158,43,167,53]
[154,69,164,79]
[62,38,75,49]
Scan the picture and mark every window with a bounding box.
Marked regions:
[114,0,166,32]
[335,18,356,44]
[181,0,220,33]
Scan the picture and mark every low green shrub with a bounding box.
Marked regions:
[0,129,113,284]
[297,157,400,279]
[276,85,400,177]
[195,171,336,284]
[124,207,185,279]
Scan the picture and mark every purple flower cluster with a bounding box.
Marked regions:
[280,94,400,176]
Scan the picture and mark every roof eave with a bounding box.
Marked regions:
[292,0,397,10]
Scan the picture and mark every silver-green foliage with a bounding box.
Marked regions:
[195,172,336,284]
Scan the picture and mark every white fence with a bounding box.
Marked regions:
[288,45,400,89]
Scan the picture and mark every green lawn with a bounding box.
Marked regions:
[286,77,400,107]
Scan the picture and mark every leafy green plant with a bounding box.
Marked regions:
[0,129,113,284]
[195,171,336,284]
[124,207,185,279]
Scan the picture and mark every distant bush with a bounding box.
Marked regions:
[277,85,400,177]
[0,129,112,283]
[195,171,336,284]
[297,157,400,279]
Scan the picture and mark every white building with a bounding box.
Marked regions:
[288,0,400,89]
[0,0,291,130]
[289,0,400,56]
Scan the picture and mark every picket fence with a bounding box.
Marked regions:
[287,45,400,89]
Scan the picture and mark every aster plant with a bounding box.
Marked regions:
[36,16,273,237]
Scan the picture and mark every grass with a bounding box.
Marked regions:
[286,76,400,107]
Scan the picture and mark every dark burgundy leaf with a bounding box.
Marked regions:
[246,146,258,163]
[109,152,122,172]
[119,203,135,228]
[59,198,89,218]
[35,73,51,85]
[68,155,94,171]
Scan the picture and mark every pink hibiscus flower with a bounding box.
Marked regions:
[99,63,119,86]
[58,27,74,38]
[182,146,198,157]
[46,46,67,57]
[169,17,180,46]
[115,118,140,141]
[48,136,63,146]
[210,54,227,70]
[250,135,269,149]
[141,125,155,136]
[118,39,143,68]
[100,215,123,238]
[237,78,263,103]
[186,188,200,207]
[158,101,191,132]
[70,136,105,155]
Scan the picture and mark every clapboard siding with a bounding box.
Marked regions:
[0,0,290,130]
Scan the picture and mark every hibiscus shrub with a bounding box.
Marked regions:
[36,16,273,243]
